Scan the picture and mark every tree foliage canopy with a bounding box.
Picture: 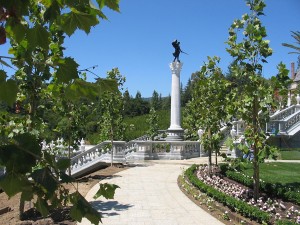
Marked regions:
[0,0,121,224]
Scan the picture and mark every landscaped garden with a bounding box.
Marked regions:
[1,0,300,224]
[179,161,300,225]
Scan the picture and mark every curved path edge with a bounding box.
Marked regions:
[78,158,225,225]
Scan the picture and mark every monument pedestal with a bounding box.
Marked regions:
[166,128,184,141]
[166,61,184,141]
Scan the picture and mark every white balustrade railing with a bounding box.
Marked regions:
[132,140,200,157]
[279,111,300,134]
[267,105,300,135]
[70,141,126,173]
[270,105,300,121]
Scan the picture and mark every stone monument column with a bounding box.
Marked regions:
[166,61,184,141]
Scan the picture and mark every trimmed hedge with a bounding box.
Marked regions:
[219,164,300,205]
[275,220,299,225]
[185,164,270,224]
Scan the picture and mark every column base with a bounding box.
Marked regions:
[166,128,184,141]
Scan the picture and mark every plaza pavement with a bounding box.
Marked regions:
[78,157,225,225]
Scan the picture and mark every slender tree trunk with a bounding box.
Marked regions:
[253,95,260,201]
[68,137,71,176]
[208,129,212,175]
[110,126,114,167]
[19,200,25,219]
[215,147,218,166]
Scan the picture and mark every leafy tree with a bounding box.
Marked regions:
[147,107,159,140]
[0,0,120,223]
[282,31,300,55]
[269,63,292,109]
[183,56,229,172]
[132,91,150,116]
[162,94,171,110]
[225,0,280,201]
[181,78,193,106]
[98,68,125,166]
[123,89,134,117]
[225,61,251,94]
[151,90,160,110]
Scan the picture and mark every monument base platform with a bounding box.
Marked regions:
[166,128,184,141]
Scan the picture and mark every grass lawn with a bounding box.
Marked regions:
[279,150,300,160]
[241,162,300,185]
[124,109,170,141]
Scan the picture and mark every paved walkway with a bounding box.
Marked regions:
[78,157,225,225]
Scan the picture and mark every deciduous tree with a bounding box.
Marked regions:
[0,0,120,223]
[226,0,279,201]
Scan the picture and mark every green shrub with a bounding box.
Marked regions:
[185,165,270,224]
[275,220,299,225]
[220,165,300,206]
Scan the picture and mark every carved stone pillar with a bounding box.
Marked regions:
[166,61,184,141]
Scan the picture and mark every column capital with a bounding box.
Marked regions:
[169,61,183,74]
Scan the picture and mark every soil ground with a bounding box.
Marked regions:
[0,165,127,225]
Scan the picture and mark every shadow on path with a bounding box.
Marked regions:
[91,200,133,217]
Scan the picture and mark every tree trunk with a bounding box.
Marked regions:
[110,126,114,167]
[215,147,218,166]
[207,129,212,175]
[253,148,260,201]
[253,95,260,201]
[68,138,71,176]
[19,199,25,219]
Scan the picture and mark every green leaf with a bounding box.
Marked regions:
[56,57,79,83]
[56,157,71,171]
[0,134,41,174]
[35,197,50,217]
[21,184,34,201]
[0,174,31,198]
[58,10,99,36]
[0,70,18,106]
[97,0,120,12]
[0,70,7,82]
[40,0,52,7]
[26,24,50,50]
[11,23,26,43]
[13,133,42,158]
[64,79,98,101]
[97,78,118,95]
[60,172,76,183]
[69,200,84,222]
[44,0,61,22]
[31,168,58,196]
[93,183,119,199]
[70,192,102,224]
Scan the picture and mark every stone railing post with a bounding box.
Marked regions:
[80,138,85,151]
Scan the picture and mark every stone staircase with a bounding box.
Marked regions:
[266,105,300,136]
[266,104,300,148]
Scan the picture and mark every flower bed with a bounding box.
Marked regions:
[219,164,300,205]
[184,164,300,224]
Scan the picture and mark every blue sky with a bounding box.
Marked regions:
[1,0,300,98]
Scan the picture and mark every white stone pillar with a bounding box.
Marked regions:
[287,93,291,107]
[166,61,184,141]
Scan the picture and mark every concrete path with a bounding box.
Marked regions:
[78,157,225,225]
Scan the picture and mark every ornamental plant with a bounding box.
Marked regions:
[225,0,287,201]
[0,1,121,223]
[184,56,229,172]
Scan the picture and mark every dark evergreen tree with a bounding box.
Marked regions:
[151,90,160,110]
[181,78,193,106]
